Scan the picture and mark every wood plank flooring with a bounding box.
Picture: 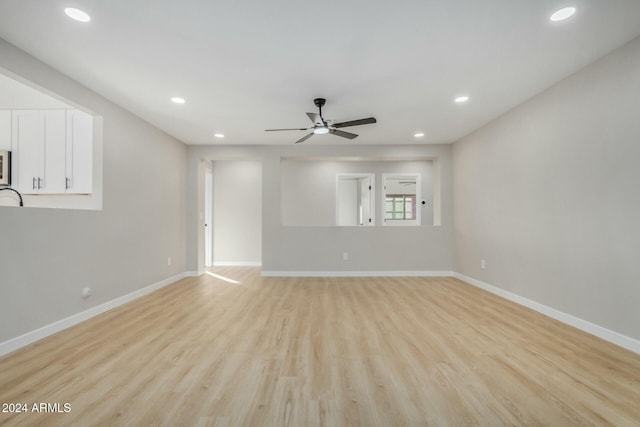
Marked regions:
[1,267,639,426]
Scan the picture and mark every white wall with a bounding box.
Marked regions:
[337,178,359,226]
[452,36,640,341]
[187,145,452,274]
[0,38,187,344]
[211,160,262,265]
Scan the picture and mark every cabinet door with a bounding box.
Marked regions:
[41,110,67,194]
[12,110,40,193]
[65,110,93,194]
[0,110,10,151]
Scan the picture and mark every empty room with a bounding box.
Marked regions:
[1,1,639,426]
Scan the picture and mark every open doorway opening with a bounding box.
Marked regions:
[204,159,262,267]
[336,173,375,226]
[0,71,102,210]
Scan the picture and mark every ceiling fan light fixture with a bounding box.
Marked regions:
[550,7,576,22]
[265,98,376,143]
[64,7,91,22]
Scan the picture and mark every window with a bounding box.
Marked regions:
[385,194,415,220]
[382,173,421,225]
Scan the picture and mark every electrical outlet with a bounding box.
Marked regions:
[168,257,172,266]
[343,252,349,261]
[481,259,486,270]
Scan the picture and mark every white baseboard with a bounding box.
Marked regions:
[261,271,453,277]
[453,272,640,355]
[213,262,262,267]
[185,270,205,277]
[0,272,191,357]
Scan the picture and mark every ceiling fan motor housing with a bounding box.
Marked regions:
[313,98,326,108]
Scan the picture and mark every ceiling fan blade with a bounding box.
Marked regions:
[333,117,377,128]
[306,112,324,126]
[330,129,358,139]
[265,127,310,131]
[294,133,315,144]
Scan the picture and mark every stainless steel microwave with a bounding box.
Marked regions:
[0,150,10,186]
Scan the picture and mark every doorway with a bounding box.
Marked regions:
[204,160,262,267]
[336,173,375,226]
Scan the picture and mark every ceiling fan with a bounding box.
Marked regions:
[265,98,377,144]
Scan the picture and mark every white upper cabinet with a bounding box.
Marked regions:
[42,110,67,194]
[11,109,93,194]
[66,110,93,194]
[0,110,10,150]
[13,110,40,193]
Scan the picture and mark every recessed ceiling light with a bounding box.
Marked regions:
[64,8,91,22]
[454,96,469,103]
[550,7,576,22]
[214,133,224,138]
[171,97,185,104]
[414,132,425,138]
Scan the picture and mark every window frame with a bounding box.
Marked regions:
[381,173,421,226]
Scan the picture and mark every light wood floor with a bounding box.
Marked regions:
[1,268,639,426]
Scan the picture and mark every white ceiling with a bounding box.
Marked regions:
[1,0,639,146]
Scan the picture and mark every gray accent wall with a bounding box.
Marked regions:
[0,39,187,343]
[452,36,640,341]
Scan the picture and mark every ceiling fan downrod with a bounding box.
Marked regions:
[313,98,326,118]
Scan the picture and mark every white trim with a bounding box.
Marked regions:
[0,272,190,357]
[185,270,205,277]
[261,271,453,277]
[453,272,640,355]
[213,262,262,267]
[204,167,213,267]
